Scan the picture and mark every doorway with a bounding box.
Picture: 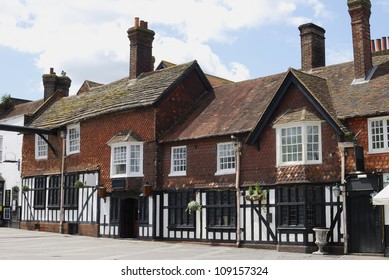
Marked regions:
[347,190,384,253]
[120,198,139,238]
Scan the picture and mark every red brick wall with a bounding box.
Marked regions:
[161,136,236,190]
[162,84,342,189]
[345,117,389,173]
[156,71,209,137]
[22,108,156,191]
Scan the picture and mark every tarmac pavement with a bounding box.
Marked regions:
[0,227,387,260]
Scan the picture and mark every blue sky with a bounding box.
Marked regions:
[1,0,388,101]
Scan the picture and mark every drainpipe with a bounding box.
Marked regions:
[232,136,242,247]
[338,142,353,254]
[59,130,67,234]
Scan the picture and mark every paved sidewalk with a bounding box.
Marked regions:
[0,227,386,260]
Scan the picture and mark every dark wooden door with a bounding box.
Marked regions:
[120,198,138,238]
[347,191,383,253]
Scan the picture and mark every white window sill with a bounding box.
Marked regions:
[368,149,389,154]
[169,172,187,177]
[110,173,144,179]
[215,170,236,176]
[277,161,322,167]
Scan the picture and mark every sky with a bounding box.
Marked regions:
[0,0,388,101]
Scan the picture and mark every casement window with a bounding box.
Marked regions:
[35,134,48,159]
[110,142,144,178]
[168,191,195,228]
[67,123,80,155]
[64,174,78,208]
[278,186,324,228]
[275,122,322,166]
[48,175,60,208]
[170,146,187,176]
[34,177,47,209]
[215,142,236,175]
[368,117,389,153]
[206,190,236,229]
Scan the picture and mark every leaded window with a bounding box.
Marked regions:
[138,197,149,224]
[206,190,236,228]
[110,197,120,223]
[34,177,47,208]
[278,186,324,228]
[64,174,78,208]
[168,191,194,228]
[48,175,60,208]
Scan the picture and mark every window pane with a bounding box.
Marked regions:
[306,125,320,161]
[371,120,384,150]
[172,147,187,173]
[69,127,80,152]
[130,144,141,173]
[218,143,235,171]
[281,127,303,163]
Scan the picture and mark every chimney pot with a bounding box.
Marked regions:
[382,37,387,50]
[376,39,382,52]
[371,40,376,52]
[134,17,140,27]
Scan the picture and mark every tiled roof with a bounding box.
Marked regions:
[161,72,285,142]
[156,60,234,87]
[30,61,201,129]
[162,54,389,142]
[0,99,44,120]
[310,54,389,118]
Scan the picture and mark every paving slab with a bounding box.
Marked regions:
[0,227,386,260]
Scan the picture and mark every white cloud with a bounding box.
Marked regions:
[0,0,328,95]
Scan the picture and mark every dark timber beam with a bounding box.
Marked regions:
[0,124,59,157]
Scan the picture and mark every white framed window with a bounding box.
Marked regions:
[215,142,235,175]
[170,146,187,176]
[35,134,48,159]
[368,116,389,153]
[66,123,80,155]
[275,122,322,166]
[110,142,143,178]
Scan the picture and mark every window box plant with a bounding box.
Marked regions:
[74,180,84,188]
[185,200,201,214]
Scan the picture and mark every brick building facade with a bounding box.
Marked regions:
[8,0,389,255]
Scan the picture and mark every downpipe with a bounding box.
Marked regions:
[233,136,242,247]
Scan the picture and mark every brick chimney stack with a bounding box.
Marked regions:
[299,23,326,71]
[127,17,155,79]
[348,0,373,80]
[42,68,71,101]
